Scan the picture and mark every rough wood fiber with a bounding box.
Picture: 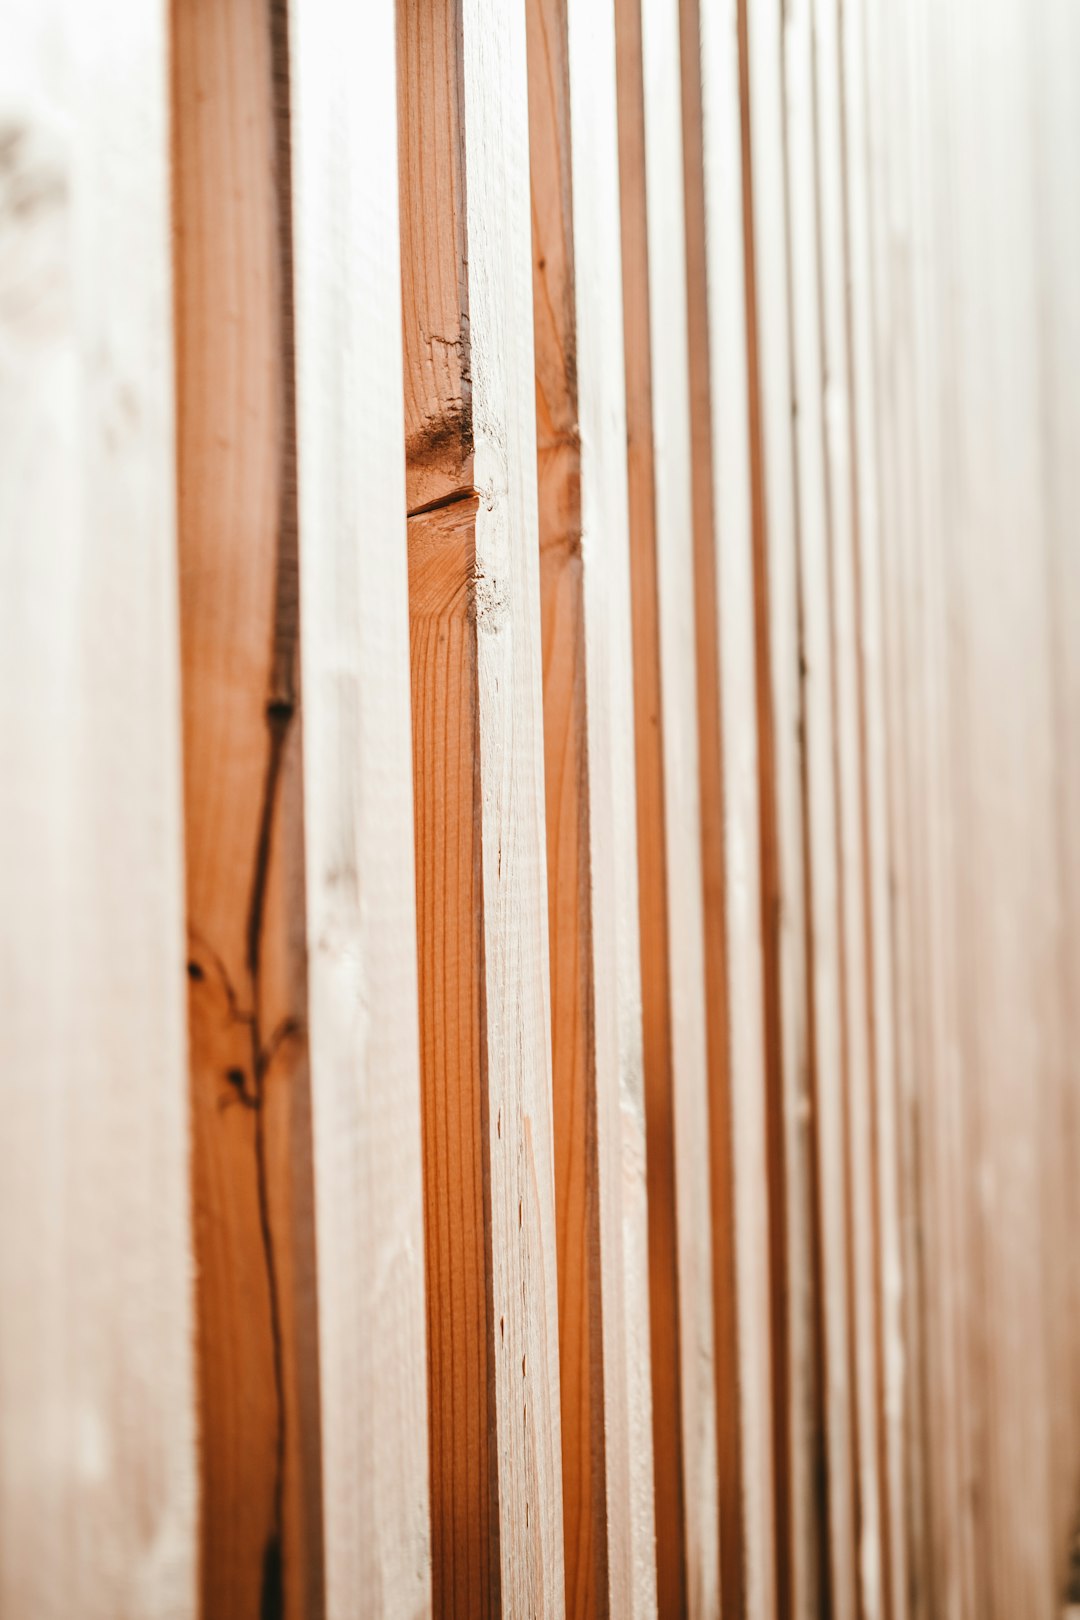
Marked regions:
[614,0,721,1612]
[0,3,197,1616]
[525,0,658,1612]
[287,0,432,1613]
[172,1,324,1614]
[399,2,566,1613]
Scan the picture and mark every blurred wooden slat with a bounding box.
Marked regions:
[0,2,197,1614]
[614,0,721,1611]
[524,0,658,1612]
[779,2,861,1614]
[398,2,566,1613]
[172,1,324,1613]
[809,2,889,1613]
[287,0,432,1614]
[690,0,785,1611]
[838,0,909,1610]
[728,0,827,1611]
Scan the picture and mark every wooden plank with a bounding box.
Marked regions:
[398,3,565,1613]
[859,0,931,1606]
[614,0,721,1612]
[1030,0,1080,1568]
[524,0,658,1613]
[172,1,324,1614]
[837,0,909,1610]
[286,1,432,1614]
[689,0,784,1612]
[778,3,861,1616]
[0,2,198,1614]
[724,0,827,1613]
[807,0,890,1613]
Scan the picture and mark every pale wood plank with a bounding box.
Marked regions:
[0,2,197,1614]
[287,1,432,1614]
[837,0,910,1610]
[614,0,721,1611]
[723,0,827,1612]
[859,0,931,1606]
[778,6,861,1617]
[398,3,565,1613]
[524,0,658,1612]
[172,1,323,1613]
[690,0,784,1612]
[807,0,890,1612]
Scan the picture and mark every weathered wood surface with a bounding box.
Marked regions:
[525,0,657,1612]
[398,1,565,1613]
[0,2,197,1615]
[288,0,432,1613]
[173,0,323,1613]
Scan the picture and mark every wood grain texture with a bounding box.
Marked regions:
[287,0,432,1613]
[777,2,863,1617]
[0,2,197,1614]
[837,0,909,1611]
[683,0,787,1612]
[525,0,658,1612]
[614,0,722,1612]
[399,2,566,1613]
[724,0,827,1612]
[172,1,324,1614]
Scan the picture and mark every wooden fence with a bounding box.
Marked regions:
[2,0,1078,1615]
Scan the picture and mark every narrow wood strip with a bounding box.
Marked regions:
[809,0,889,1611]
[615,0,722,1611]
[399,3,566,1612]
[691,0,784,1611]
[287,0,432,1612]
[837,0,910,1609]
[172,1,324,1612]
[0,5,197,1613]
[778,4,861,1617]
[525,0,658,1611]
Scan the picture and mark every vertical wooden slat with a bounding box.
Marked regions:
[837,0,909,1610]
[398,2,566,1613]
[614,0,721,1611]
[691,0,783,1611]
[732,0,828,1611]
[524,0,658,1611]
[0,2,197,1614]
[811,0,889,1607]
[859,0,930,1607]
[287,0,432,1614]
[172,1,324,1614]
[780,1,862,1613]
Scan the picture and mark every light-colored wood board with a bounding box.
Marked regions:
[734,0,830,1612]
[693,0,786,1612]
[1030,0,1080,1562]
[525,0,657,1611]
[0,3,197,1614]
[809,0,889,1612]
[779,4,860,1616]
[287,0,432,1612]
[837,0,909,1610]
[399,2,566,1612]
[172,0,323,1613]
[614,0,721,1611]
[860,0,931,1604]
